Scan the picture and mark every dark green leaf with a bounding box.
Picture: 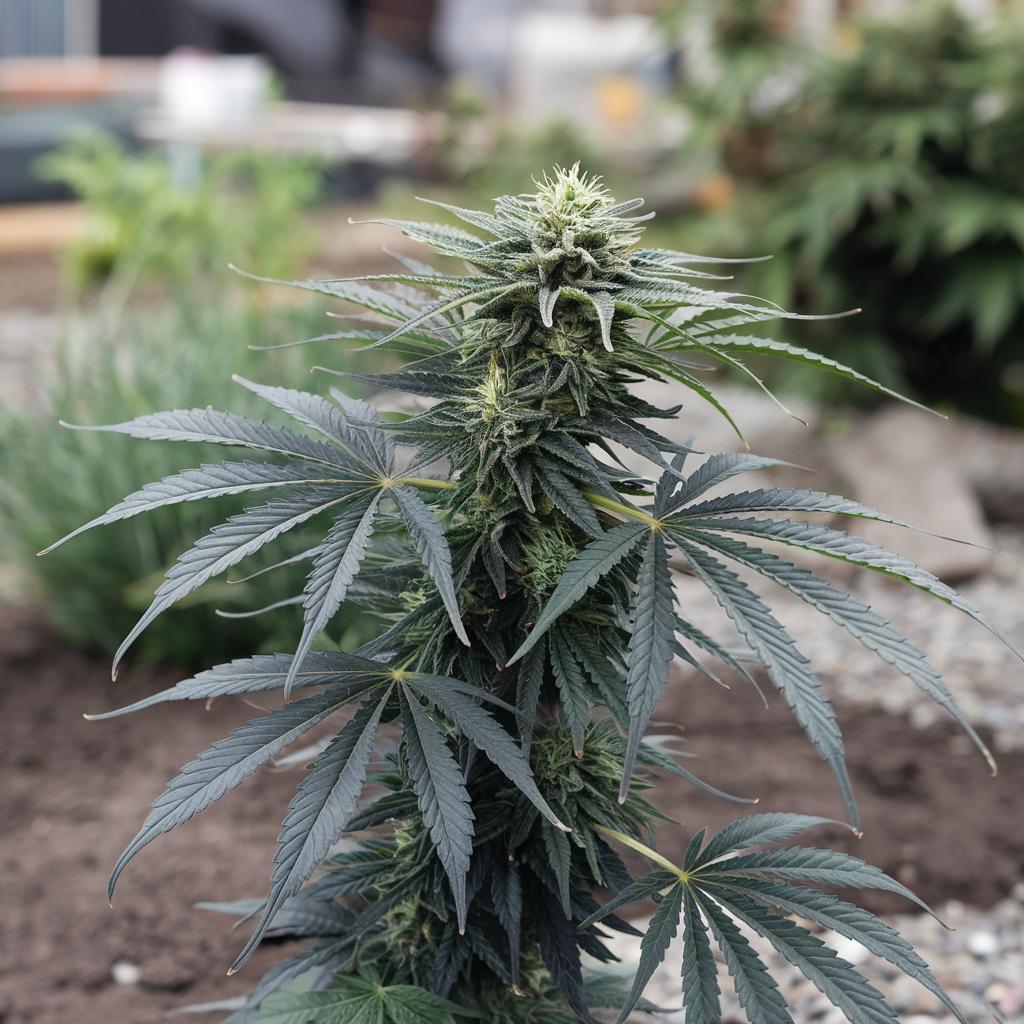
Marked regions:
[709,890,898,1024]
[392,485,470,645]
[615,884,683,1024]
[402,694,475,932]
[704,847,935,915]
[109,686,354,901]
[685,531,995,773]
[114,488,348,677]
[682,891,721,1024]
[698,893,795,1024]
[286,492,382,696]
[697,813,845,867]
[85,652,388,720]
[622,532,675,800]
[675,540,859,829]
[407,675,567,831]
[231,691,390,972]
[550,628,591,757]
[713,877,966,1024]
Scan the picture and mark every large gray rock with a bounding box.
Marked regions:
[828,406,994,584]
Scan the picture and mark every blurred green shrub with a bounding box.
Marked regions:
[672,2,1024,424]
[38,130,322,291]
[1,137,383,666]
[0,301,377,666]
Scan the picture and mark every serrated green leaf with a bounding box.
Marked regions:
[685,531,996,773]
[85,652,388,720]
[402,694,475,932]
[112,489,349,677]
[391,485,469,646]
[615,884,683,1024]
[550,628,591,757]
[666,454,790,514]
[232,376,388,474]
[675,540,859,829]
[490,859,523,986]
[682,891,721,1024]
[672,488,919,530]
[384,984,482,1022]
[61,407,352,469]
[516,638,546,755]
[543,818,574,918]
[109,686,354,901]
[406,674,566,831]
[697,813,844,867]
[698,893,795,1024]
[708,890,898,1024]
[685,516,1021,661]
[712,877,967,1024]
[577,869,678,930]
[622,532,675,800]
[704,847,935,915]
[231,691,390,972]
[678,335,934,414]
[536,461,605,537]
[285,492,382,697]
[40,461,350,555]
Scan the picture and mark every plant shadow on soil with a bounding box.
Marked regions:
[2,609,1022,1024]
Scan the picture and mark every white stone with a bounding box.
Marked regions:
[111,960,142,986]
[967,930,1000,957]
[825,933,870,965]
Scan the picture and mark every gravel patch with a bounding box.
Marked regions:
[599,886,1024,1022]
[671,525,1024,754]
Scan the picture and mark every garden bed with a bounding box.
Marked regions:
[3,608,1023,1023]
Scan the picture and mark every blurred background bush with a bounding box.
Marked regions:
[668,0,1024,422]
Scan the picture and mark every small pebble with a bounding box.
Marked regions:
[111,961,141,987]
[967,931,999,957]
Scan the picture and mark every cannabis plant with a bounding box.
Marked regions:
[50,167,1018,1022]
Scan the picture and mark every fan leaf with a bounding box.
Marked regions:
[615,883,683,1024]
[402,694,475,932]
[285,492,382,696]
[392,485,470,645]
[108,686,357,901]
[230,690,390,972]
[621,532,675,800]
[674,539,859,829]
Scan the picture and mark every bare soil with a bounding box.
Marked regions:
[2,610,1022,1024]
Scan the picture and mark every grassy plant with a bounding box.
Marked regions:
[38,130,322,292]
[1,132,355,664]
[50,167,1018,1021]
[0,302,357,664]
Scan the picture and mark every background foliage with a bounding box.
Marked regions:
[0,137,381,665]
[669,1,1024,424]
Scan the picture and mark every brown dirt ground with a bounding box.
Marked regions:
[2,609,1022,1024]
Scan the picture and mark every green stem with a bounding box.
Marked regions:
[395,476,457,491]
[583,492,660,529]
[596,825,688,881]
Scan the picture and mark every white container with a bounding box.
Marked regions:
[157,50,271,131]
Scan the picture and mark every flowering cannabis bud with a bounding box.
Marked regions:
[50,165,1016,1023]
